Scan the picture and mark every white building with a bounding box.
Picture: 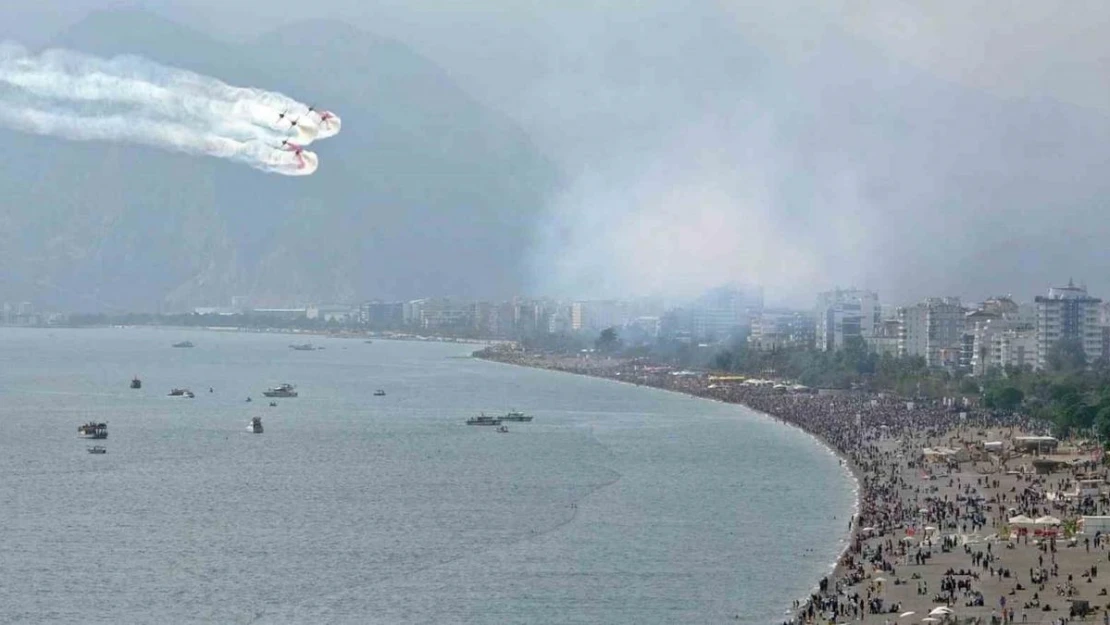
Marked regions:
[967,297,1027,376]
[996,327,1037,370]
[815,289,880,351]
[1034,280,1103,369]
[749,309,814,352]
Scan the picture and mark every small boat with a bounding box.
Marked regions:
[501,411,533,422]
[269,401,277,407]
[263,383,298,398]
[130,376,142,389]
[374,389,386,397]
[78,422,108,439]
[172,341,194,348]
[247,417,263,434]
[496,425,509,433]
[466,414,502,426]
[87,446,107,454]
[168,388,195,398]
[289,343,317,351]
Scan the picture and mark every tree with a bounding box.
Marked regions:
[595,327,621,353]
[984,386,1024,411]
[1046,338,1088,373]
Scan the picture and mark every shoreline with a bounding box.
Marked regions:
[473,349,1110,624]
[475,352,863,620]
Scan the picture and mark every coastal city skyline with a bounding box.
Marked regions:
[7,277,1107,375]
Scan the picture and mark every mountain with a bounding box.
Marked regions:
[0,10,559,311]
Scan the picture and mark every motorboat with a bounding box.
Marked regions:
[247,417,263,434]
[263,383,298,398]
[374,389,386,397]
[496,425,509,433]
[168,388,195,398]
[78,422,108,439]
[130,376,142,389]
[87,446,107,454]
[466,414,502,426]
[172,341,194,348]
[289,343,317,351]
[501,411,533,422]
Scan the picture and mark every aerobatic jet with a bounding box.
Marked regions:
[276,140,307,168]
[308,106,336,125]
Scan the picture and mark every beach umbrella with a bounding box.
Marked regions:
[921,618,940,623]
[929,607,953,616]
[873,576,887,583]
[900,612,916,618]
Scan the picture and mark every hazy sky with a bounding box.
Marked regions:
[4,0,1110,307]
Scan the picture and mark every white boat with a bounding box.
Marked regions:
[87,446,107,454]
[247,417,263,434]
[263,383,298,398]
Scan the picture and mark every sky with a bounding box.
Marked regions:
[3,0,1110,307]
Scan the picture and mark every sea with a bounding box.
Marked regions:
[0,327,856,624]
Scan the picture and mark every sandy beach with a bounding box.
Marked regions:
[478,349,1110,625]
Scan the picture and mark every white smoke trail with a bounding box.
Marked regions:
[0,42,338,175]
[0,105,318,175]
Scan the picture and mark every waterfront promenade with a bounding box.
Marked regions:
[478,348,1110,624]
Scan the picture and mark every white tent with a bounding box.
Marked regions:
[1008,514,1036,525]
[1035,515,1062,525]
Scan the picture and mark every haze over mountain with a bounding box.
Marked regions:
[3,2,1110,309]
[0,9,556,312]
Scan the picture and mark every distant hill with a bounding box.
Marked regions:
[0,9,558,311]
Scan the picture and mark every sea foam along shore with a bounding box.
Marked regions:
[473,350,862,621]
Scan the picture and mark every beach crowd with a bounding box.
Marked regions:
[480,349,1110,624]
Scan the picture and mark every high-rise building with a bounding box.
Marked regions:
[687,285,761,341]
[1034,280,1103,369]
[815,289,880,351]
[898,297,966,368]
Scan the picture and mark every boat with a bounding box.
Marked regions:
[172,341,194,348]
[168,388,195,398]
[501,411,533,422]
[247,417,263,434]
[496,425,509,433]
[289,343,317,351]
[87,446,107,454]
[268,401,277,407]
[78,422,108,439]
[263,383,298,398]
[374,389,386,397]
[466,414,502,426]
[130,376,142,389]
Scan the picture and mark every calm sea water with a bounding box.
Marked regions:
[0,327,854,624]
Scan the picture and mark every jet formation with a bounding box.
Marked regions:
[0,43,343,176]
